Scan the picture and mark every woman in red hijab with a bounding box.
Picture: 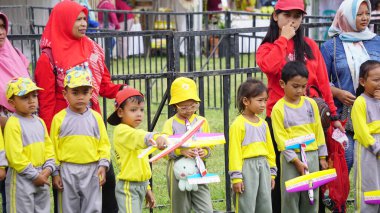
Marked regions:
[34,1,122,213]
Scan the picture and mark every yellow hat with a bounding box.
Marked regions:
[64,66,93,88]
[6,77,43,100]
[169,77,200,105]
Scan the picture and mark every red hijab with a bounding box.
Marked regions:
[40,1,91,71]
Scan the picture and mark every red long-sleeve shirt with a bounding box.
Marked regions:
[257,36,337,117]
[35,49,122,132]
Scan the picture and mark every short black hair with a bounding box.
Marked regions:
[119,95,145,109]
[236,79,267,114]
[281,61,309,83]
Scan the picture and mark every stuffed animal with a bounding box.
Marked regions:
[173,158,199,191]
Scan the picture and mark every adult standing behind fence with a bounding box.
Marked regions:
[256,0,344,212]
[34,1,124,213]
[321,0,380,209]
[0,12,31,213]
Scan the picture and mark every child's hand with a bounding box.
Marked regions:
[375,90,380,100]
[53,175,63,191]
[0,168,6,181]
[197,148,206,158]
[41,168,51,178]
[180,148,198,158]
[155,136,168,150]
[145,189,156,209]
[232,182,244,194]
[98,166,107,186]
[319,158,328,170]
[293,158,308,175]
[33,173,50,187]
[271,178,275,190]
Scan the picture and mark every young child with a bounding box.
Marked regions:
[4,77,55,213]
[229,79,277,213]
[351,60,380,213]
[271,61,328,213]
[50,68,111,212]
[162,77,213,213]
[106,87,167,213]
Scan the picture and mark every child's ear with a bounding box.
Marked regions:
[242,97,250,106]
[359,77,366,87]
[62,89,67,100]
[279,80,286,89]
[8,99,15,108]
[116,107,124,118]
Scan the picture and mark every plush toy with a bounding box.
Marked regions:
[173,158,199,191]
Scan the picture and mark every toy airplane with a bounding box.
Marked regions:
[284,134,318,205]
[138,132,225,160]
[285,169,337,193]
[148,119,206,163]
[364,190,380,205]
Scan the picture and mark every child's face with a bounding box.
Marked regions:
[280,75,308,103]
[117,99,144,128]
[243,91,268,116]
[8,91,38,118]
[360,66,380,98]
[273,10,303,35]
[175,99,199,120]
[63,86,92,114]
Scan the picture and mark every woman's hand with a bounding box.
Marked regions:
[336,89,356,106]
[333,120,345,133]
[281,22,296,40]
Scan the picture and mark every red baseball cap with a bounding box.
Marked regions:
[275,0,306,14]
[107,87,144,126]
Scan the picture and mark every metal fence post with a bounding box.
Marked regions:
[223,74,232,212]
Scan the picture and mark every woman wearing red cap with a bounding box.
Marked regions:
[257,0,343,212]
[34,1,124,213]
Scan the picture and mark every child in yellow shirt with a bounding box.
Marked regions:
[229,79,276,213]
[107,87,167,213]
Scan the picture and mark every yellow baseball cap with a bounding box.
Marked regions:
[64,66,93,88]
[6,77,43,100]
[169,77,200,105]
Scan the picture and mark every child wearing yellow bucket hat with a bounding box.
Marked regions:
[162,77,213,213]
[106,87,168,212]
[50,68,111,213]
[4,77,55,213]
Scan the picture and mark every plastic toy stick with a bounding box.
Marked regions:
[149,119,205,163]
[300,143,314,205]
